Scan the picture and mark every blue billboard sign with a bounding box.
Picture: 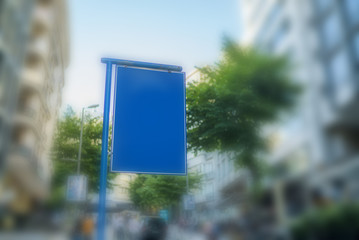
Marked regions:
[111,66,186,175]
[98,58,185,240]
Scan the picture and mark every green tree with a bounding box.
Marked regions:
[187,40,300,179]
[128,174,200,211]
[49,106,115,206]
[291,204,359,240]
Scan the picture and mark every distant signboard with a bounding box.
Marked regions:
[183,194,195,210]
[66,175,87,202]
[159,209,169,222]
[110,66,186,175]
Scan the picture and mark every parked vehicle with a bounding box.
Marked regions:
[140,216,167,240]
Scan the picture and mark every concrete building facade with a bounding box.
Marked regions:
[187,0,359,229]
[239,0,359,226]
[0,0,69,215]
[110,174,136,205]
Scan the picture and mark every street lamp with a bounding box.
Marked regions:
[77,104,99,175]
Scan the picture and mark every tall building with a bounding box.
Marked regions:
[239,0,359,225]
[0,0,69,216]
[187,0,359,229]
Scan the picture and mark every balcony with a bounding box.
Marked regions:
[31,5,53,38]
[21,64,45,88]
[326,94,359,160]
[18,104,38,122]
[37,0,55,7]
[327,94,359,130]
[20,69,51,120]
[6,145,48,200]
[25,38,49,69]
[14,111,41,143]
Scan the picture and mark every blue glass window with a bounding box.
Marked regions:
[315,0,333,12]
[329,49,352,104]
[343,0,359,26]
[271,19,290,50]
[255,1,282,46]
[321,13,342,50]
[354,34,359,61]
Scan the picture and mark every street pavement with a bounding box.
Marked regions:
[0,225,205,240]
[166,225,206,240]
[0,232,68,240]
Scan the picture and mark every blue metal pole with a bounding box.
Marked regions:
[97,60,113,240]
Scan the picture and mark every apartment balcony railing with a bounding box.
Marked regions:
[14,111,41,141]
[31,5,52,38]
[18,104,38,121]
[20,69,51,120]
[6,144,48,199]
[22,64,45,88]
[13,144,38,170]
[26,39,49,69]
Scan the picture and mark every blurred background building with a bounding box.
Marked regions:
[240,0,359,225]
[187,0,359,232]
[108,173,136,209]
[0,0,69,225]
[88,174,136,214]
[241,0,359,229]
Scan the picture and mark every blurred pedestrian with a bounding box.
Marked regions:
[203,222,220,240]
[71,217,82,240]
[81,213,95,240]
[129,216,141,240]
[113,213,125,239]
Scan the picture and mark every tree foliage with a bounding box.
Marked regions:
[128,174,201,211]
[291,204,359,240]
[49,106,115,206]
[186,40,300,178]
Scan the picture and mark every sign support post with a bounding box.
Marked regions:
[97,60,113,240]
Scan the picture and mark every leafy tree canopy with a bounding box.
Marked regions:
[187,40,300,178]
[128,174,201,212]
[49,106,115,206]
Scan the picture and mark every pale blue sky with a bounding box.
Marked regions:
[63,0,241,113]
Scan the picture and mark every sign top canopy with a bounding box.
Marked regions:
[101,58,183,72]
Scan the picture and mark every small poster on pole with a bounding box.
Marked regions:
[66,175,88,202]
[183,194,195,210]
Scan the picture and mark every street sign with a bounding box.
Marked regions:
[98,58,185,240]
[66,175,87,202]
[159,209,169,222]
[111,66,186,175]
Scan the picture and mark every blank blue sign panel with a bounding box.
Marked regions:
[111,66,186,175]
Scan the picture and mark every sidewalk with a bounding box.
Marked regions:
[0,232,68,240]
[166,225,206,240]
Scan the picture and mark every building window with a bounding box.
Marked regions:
[271,19,290,50]
[255,0,283,47]
[354,34,359,62]
[343,0,359,26]
[0,0,3,15]
[329,49,352,105]
[315,0,334,13]
[321,13,342,50]
[0,50,3,75]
